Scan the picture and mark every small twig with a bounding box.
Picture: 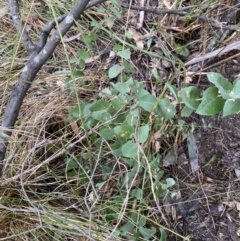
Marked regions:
[185,40,240,66]
[85,0,108,9]
[207,2,240,51]
[8,0,36,53]
[122,4,240,31]
[137,0,145,29]
[36,14,67,52]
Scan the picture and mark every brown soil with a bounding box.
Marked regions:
[169,55,240,240]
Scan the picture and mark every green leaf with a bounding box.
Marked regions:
[65,77,74,94]
[105,208,118,222]
[149,154,161,171]
[122,60,135,73]
[207,72,233,99]
[223,99,240,117]
[89,101,111,121]
[82,103,93,118]
[120,221,134,235]
[229,79,240,99]
[96,6,106,13]
[111,82,130,94]
[126,108,139,125]
[111,0,120,6]
[117,49,131,59]
[113,44,124,51]
[90,100,110,111]
[134,88,149,99]
[174,45,189,57]
[111,7,122,19]
[90,19,103,28]
[92,112,111,122]
[69,105,80,121]
[90,32,98,41]
[167,83,180,102]
[138,217,146,227]
[152,67,162,83]
[64,158,78,171]
[114,125,134,139]
[78,50,89,60]
[112,99,125,110]
[131,188,143,200]
[157,98,176,119]
[78,59,85,69]
[181,86,200,110]
[99,128,114,140]
[108,64,125,78]
[196,87,224,115]
[139,227,156,240]
[121,141,138,158]
[159,228,167,241]
[73,70,84,78]
[181,105,193,117]
[138,94,157,112]
[161,178,175,190]
[135,125,149,143]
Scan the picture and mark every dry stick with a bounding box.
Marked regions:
[0,0,101,173]
[185,41,240,66]
[8,0,36,54]
[121,4,240,31]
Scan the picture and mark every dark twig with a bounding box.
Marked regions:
[207,1,240,52]
[122,4,240,31]
[8,0,36,53]
[36,14,67,51]
[86,0,108,9]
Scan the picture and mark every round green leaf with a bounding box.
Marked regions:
[139,227,156,240]
[229,79,240,99]
[207,72,233,99]
[131,188,143,200]
[181,105,193,117]
[78,49,89,60]
[99,128,114,140]
[157,98,176,119]
[161,178,175,190]
[111,82,130,94]
[159,228,167,241]
[90,100,110,111]
[114,125,134,139]
[223,99,240,117]
[108,64,125,78]
[135,125,150,143]
[196,87,224,116]
[121,141,138,158]
[181,86,200,110]
[122,60,135,73]
[116,49,131,60]
[138,94,157,112]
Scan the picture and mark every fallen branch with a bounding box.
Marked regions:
[0,0,107,174]
[184,40,240,66]
[8,0,36,54]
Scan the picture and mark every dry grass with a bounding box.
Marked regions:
[0,0,119,240]
[1,0,238,240]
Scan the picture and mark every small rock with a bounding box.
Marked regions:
[161,59,172,68]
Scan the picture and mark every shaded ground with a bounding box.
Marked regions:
[168,54,240,240]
